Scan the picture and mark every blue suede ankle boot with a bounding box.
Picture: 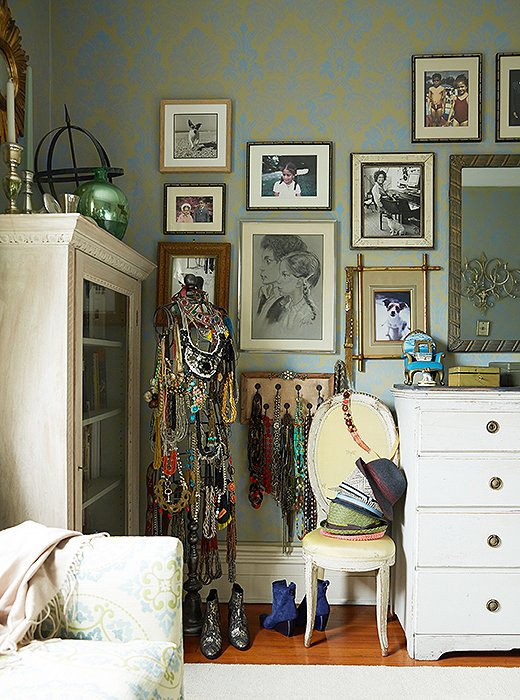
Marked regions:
[259,579,298,637]
[295,579,330,631]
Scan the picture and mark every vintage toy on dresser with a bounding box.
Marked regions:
[392,385,520,660]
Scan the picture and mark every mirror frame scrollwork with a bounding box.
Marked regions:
[0,0,29,143]
[448,153,520,352]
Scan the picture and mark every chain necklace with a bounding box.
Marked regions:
[247,388,265,509]
[303,403,317,535]
[270,384,282,503]
[293,389,307,540]
[280,405,295,553]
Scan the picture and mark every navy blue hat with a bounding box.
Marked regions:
[355,457,407,522]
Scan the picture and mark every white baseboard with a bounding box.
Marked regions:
[199,541,377,605]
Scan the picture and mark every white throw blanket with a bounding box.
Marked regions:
[0,521,99,654]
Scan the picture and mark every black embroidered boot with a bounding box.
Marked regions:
[200,589,223,659]
[228,582,250,651]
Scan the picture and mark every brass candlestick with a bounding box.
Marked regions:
[22,170,34,213]
[2,142,23,214]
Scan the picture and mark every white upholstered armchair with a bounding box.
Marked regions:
[0,535,184,699]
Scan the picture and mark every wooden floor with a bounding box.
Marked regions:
[184,604,520,667]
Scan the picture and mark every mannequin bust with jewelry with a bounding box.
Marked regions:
[145,273,249,657]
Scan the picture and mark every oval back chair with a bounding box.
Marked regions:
[302,392,399,655]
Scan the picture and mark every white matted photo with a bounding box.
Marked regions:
[351,152,434,249]
[496,53,520,142]
[246,142,332,210]
[160,99,231,172]
[239,220,336,353]
[163,184,225,234]
[412,54,481,142]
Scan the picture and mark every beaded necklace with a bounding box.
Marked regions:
[247,387,265,509]
[342,389,371,453]
[293,386,307,540]
[270,384,283,503]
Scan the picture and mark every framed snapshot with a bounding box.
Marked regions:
[246,141,332,210]
[160,99,232,172]
[157,241,231,311]
[412,54,482,142]
[359,264,427,360]
[496,53,520,141]
[239,220,336,353]
[163,183,225,234]
[351,152,434,249]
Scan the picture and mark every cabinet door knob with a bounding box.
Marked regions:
[487,534,501,548]
[489,476,503,490]
[486,420,500,434]
[486,599,500,612]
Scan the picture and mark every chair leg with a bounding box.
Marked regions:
[303,559,318,648]
[316,566,325,580]
[376,564,390,656]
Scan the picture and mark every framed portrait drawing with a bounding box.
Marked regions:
[246,142,332,210]
[496,53,520,141]
[157,241,231,311]
[412,54,482,142]
[160,99,231,172]
[351,152,434,249]
[163,184,225,234]
[239,220,336,353]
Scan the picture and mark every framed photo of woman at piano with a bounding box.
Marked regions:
[412,53,482,142]
[351,152,434,249]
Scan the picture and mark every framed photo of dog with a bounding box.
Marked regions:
[163,183,226,234]
[239,220,336,353]
[496,53,520,142]
[412,53,482,142]
[156,241,231,311]
[160,99,232,172]
[348,254,440,363]
[246,142,333,210]
[351,152,434,249]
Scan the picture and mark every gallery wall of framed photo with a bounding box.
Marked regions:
[157,50,519,371]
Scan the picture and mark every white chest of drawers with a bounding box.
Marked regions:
[392,386,520,660]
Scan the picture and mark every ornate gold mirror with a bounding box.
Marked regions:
[448,154,520,352]
[0,0,28,143]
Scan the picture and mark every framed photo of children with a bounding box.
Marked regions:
[351,152,434,249]
[160,99,232,172]
[496,53,520,141]
[163,184,225,234]
[412,54,482,142]
[246,142,333,210]
[239,220,336,353]
[156,241,230,311]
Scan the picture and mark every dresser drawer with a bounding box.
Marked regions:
[417,512,520,567]
[416,571,520,634]
[416,457,520,507]
[418,410,519,453]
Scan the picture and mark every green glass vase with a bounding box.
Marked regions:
[75,167,129,240]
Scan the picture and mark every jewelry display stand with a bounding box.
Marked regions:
[145,274,238,636]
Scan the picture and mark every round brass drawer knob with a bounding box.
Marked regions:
[486,599,500,612]
[486,420,500,434]
[489,476,503,490]
[487,534,501,548]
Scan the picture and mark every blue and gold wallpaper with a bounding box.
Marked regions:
[12,0,520,540]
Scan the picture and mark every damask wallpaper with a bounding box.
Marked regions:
[11,0,520,540]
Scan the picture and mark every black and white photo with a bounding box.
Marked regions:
[351,153,434,249]
[160,99,231,172]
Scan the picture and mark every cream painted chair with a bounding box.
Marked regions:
[302,392,399,656]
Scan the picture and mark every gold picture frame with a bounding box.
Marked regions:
[345,254,441,371]
[0,1,29,143]
[157,241,231,311]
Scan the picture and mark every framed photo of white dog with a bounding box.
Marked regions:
[351,152,434,249]
[160,99,231,172]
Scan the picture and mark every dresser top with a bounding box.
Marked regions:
[392,384,520,398]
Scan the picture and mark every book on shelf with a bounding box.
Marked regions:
[92,348,107,410]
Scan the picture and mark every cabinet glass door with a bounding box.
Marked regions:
[82,280,128,535]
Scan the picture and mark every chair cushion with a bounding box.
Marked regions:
[302,529,395,561]
[0,638,183,699]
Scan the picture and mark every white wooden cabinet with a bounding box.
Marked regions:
[392,386,520,660]
[0,214,154,535]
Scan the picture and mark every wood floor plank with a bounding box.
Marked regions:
[184,604,520,667]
